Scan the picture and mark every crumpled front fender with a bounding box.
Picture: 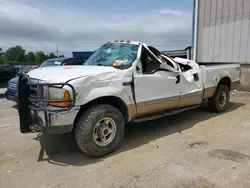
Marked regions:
[75,86,133,107]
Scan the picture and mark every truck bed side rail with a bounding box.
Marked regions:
[197,62,240,66]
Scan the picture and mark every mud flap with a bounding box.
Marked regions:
[18,74,32,133]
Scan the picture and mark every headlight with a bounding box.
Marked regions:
[12,83,17,88]
[46,87,72,107]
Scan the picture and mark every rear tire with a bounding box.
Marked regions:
[208,85,230,113]
[75,104,125,158]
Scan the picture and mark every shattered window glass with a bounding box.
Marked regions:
[85,43,139,68]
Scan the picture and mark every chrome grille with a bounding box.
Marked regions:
[28,79,47,108]
[25,77,76,112]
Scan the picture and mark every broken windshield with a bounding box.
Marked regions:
[84,43,139,69]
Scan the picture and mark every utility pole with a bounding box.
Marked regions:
[56,45,59,57]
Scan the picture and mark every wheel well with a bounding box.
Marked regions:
[74,96,129,125]
[218,77,231,91]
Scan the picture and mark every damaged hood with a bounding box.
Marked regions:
[27,65,119,83]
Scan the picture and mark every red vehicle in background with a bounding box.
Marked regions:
[27,65,38,72]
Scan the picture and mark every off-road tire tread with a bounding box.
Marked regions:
[75,104,125,158]
[208,85,230,113]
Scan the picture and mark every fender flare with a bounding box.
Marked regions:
[74,87,136,123]
[76,87,133,106]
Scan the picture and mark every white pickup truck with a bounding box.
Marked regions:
[18,40,241,158]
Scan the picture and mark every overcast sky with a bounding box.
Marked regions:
[0,0,194,56]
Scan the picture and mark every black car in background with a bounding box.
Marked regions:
[0,65,19,81]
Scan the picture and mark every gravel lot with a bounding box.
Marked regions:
[1,91,250,188]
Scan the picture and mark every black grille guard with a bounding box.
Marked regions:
[18,73,76,133]
[20,73,76,112]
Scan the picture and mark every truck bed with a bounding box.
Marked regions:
[200,63,241,99]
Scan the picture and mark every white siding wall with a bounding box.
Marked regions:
[195,0,250,64]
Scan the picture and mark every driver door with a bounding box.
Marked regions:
[133,47,181,117]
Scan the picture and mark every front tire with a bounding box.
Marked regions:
[75,104,125,158]
[208,85,230,113]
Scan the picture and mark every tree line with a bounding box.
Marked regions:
[0,46,65,65]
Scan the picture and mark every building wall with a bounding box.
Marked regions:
[194,0,250,91]
[195,0,250,63]
[238,64,250,91]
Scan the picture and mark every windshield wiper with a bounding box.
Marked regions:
[97,64,110,66]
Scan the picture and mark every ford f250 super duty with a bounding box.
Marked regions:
[17,40,241,158]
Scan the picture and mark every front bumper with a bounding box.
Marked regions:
[31,107,80,134]
[18,74,78,134]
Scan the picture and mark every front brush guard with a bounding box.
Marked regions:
[17,73,76,133]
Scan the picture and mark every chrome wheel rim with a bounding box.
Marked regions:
[93,117,116,146]
[219,91,227,107]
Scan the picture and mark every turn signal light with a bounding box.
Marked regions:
[49,90,71,107]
